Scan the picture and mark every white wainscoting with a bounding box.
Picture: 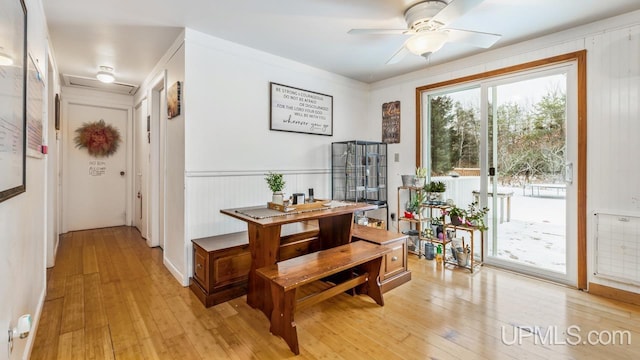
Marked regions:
[186,169,331,239]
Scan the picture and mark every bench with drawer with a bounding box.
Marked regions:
[351,224,411,292]
[189,222,319,307]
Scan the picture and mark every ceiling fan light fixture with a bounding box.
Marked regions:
[405,31,448,57]
[96,66,115,83]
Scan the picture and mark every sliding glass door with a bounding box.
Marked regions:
[423,64,578,285]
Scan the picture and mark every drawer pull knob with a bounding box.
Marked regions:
[391,256,398,261]
[196,264,203,269]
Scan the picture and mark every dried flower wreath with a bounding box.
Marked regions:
[74,119,121,157]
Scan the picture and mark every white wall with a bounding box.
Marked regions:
[369,11,640,294]
[0,0,56,359]
[163,43,186,284]
[136,28,373,285]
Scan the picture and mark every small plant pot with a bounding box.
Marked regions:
[414,177,426,187]
[272,191,284,205]
[456,251,470,267]
[450,216,463,226]
[401,175,416,187]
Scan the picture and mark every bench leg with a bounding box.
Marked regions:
[356,257,384,306]
[270,283,299,355]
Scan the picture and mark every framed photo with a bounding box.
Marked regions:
[382,101,400,144]
[26,53,44,158]
[0,0,27,202]
[167,81,181,119]
[270,82,333,136]
[54,93,60,130]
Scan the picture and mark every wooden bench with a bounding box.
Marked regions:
[256,241,391,355]
[189,222,320,307]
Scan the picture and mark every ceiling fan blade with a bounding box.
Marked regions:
[348,28,414,35]
[386,46,409,65]
[431,0,485,27]
[446,28,501,48]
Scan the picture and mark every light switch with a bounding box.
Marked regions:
[394,153,400,162]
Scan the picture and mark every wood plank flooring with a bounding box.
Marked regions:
[31,226,640,359]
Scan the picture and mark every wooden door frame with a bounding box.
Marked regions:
[415,51,587,289]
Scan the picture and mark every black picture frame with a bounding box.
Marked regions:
[0,0,27,203]
[269,82,333,136]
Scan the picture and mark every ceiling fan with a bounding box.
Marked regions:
[348,0,501,64]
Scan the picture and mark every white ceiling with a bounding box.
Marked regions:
[44,0,640,87]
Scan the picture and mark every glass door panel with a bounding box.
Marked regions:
[484,67,577,284]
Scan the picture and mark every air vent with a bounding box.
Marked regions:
[61,74,139,95]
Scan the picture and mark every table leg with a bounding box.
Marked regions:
[247,223,281,318]
[506,196,511,222]
[499,197,504,224]
[356,257,384,306]
[318,212,354,249]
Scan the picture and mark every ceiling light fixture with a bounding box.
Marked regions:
[96,66,115,83]
[0,52,13,66]
[405,31,449,58]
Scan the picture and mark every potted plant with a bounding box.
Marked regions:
[414,167,427,187]
[465,201,489,231]
[405,191,425,219]
[424,181,446,203]
[446,205,466,226]
[265,172,286,204]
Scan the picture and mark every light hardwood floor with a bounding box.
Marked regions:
[31,226,640,359]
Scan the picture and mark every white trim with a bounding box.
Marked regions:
[60,88,134,233]
[163,255,188,286]
[24,287,46,360]
[185,168,331,178]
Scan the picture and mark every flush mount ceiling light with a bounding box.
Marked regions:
[96,66,115,83]
[0,51,13,66]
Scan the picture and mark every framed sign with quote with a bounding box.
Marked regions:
[270,82,333,136]
[382,101,400,144]
[0,0,27,202]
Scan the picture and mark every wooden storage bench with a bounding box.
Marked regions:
[256,241,390,355]
[351,224,411,292]
[189,222,320,307]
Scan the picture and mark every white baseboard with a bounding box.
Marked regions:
[163,255,188,286]
[23,286,46,360]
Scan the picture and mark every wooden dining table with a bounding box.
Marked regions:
[220,202,376,318]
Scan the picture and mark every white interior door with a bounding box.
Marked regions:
[64,103,128,231]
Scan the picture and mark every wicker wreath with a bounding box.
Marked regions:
[74,119,121,157]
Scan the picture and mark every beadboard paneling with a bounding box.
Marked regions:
[187,170,331,239]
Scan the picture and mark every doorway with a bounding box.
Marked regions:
[63,102,130,231]
[420,59,582,286]
[149,74,166,249]
[482,66,577,285]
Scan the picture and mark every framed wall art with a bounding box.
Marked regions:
[382,101,400,144]
[0,0,27,202]
[26,53,44,158]
[270,82,333,136]
[54,93,60,130]
[167,81,181,119]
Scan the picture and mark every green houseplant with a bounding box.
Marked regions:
[446,205,466,226]
[424,181,446,203]
[465,201,489,231]
[265,172,286,204]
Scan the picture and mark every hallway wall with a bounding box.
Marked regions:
[0,0,56,359]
